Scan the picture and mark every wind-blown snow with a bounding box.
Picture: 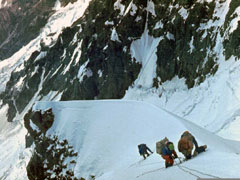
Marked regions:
[130,27,163,88]
[33,100,240,179]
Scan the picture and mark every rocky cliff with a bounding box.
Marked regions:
[0,0,76,60]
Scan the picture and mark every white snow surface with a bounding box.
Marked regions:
[33,100,240,180]
[114,0,125,16]
[0,0,91,179]
[228,6,240,34]
[146,0,156,17]
[130,26,163,88]
[1,0,240,179]
[111,28,121,42]
[178,7,189,20]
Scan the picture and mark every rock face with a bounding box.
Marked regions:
[0,0,77,60]
[2,0,240,178]
[24,108,79,180]
[3,0,240,123]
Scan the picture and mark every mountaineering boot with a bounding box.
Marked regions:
[194,145,207,155]
[165,162,172,168]
[193,150,198,157]
[143,154,146,159]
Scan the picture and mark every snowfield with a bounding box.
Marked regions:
[33,100,240,180]
[1,0,240,179]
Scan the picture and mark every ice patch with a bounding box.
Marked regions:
[98,70,103,78]
[146,0,156,17]
[114,0,125,16]
[30,120,40,133]
[77,60,89,82]
[166,32,175,40]
[153,21,163,30]
[35,51,47,61]
[229,7,240,34]
[189,36,195,53]
[15,75,26,90]
[130,3,137,16]
[135,16,142,22]
[105,21,114,25]
[111,28,121,42]
[178,7,189,20]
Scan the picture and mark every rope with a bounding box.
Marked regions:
[136,167,165,178]
[179,165,221,179]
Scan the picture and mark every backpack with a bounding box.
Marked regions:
[138,144,146,155]
[178,136,193,152]
[156,137,169,155]
[181,131,194,141]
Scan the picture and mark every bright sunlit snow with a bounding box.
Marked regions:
[1,0,240,179]
[33,100,240,180]
[130,27,162,88]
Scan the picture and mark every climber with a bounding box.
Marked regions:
[178,131,207,160]
[161,140,178,168]
[138,144,153,159]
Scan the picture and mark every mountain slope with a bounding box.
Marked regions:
[0,1,91,179]
[0,0,77,60]
[1,0,240,179]
[2,0,240,123]
[28,100,240,179]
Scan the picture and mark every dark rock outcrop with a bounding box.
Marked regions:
[24,108,80,180]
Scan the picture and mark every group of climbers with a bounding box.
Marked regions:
[138,131,207,168]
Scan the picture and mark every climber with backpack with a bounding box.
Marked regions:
[156,137,178,168]
[138,144,153,159]
[178,131,207,160]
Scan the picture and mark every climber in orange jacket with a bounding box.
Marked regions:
[178,131,207,160]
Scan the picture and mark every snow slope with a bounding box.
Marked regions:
[33,100,240,180]
[1,0,240,179]
[125,0,240,141]
[0,1,91,179]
